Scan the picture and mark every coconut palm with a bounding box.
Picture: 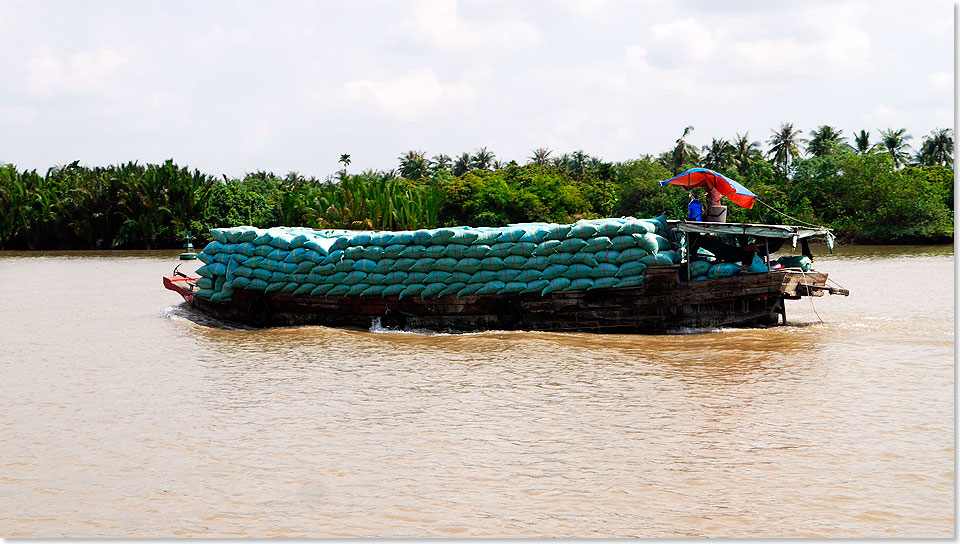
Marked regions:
[806,125,847,157]
[702,138,735,173]
[398,150,429,179]
[916,128,953,167]
[878,128,913,168]
[732,132,763,175]
[471,147,495,170]
[670,126,700,174]
[338,154,351,172]
[453,153,472,176]
[854,130,873,155]
[528,147,552,167]
[430,153,452,172]
[767,122,805,174]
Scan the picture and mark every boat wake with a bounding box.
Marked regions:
[160,302,254,331]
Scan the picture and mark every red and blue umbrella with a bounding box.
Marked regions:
[659,168,756,209]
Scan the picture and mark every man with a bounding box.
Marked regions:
[687,192,704,221]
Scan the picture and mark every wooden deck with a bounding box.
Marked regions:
[176,265,843,332]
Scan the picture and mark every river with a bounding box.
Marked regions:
[0,245,953,538]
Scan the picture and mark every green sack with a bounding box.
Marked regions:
[387,231,415,245]
[546,252,575,266]
[521,279,550,294]
[196,277,214,290]
[450,271,473,284]
[454,258,481,273]
[439,282,466,297]
[457,283,484,297]
[617,275,645,288]
[563,264,594,279]
[404,272,428,285]
[532,240,561,256]
[568,223,599,239]
[382,244,407,259]
[326,283,351,297]
[658,251,679,265]
[420,282,447,299]
[496,227,527,243]
[360,284,387,297]
[655,235,672,251]
[391,258,418,272]
[448,230,479,245]
[423,245,446,259]
[342,246,365,260]
[462,244,491,259]
[321,271,348,285]
[502,255,528,269]
[690,260,711,277]
[478,257,504,271]
[346,282,370,296]
[409,258,436,273]
[472,230,502,245]
[411,230,434,246]
[372,258,397,274]
[292,283,316,296]
[518,226,550,244]
[398,283,427,300]
[777,255,812,271]
[608,235,637,251]
[361,246,384,260]
[541,277,571,295]
[367,232,395,247]
[368,272,388,285]
[383,271,409,284]
[499,281,528,294]
[590,263,619,278]
[442,244,469,259]
[342,271,368,285]
[565,277,594,291]
[398,245,427,259]
[617,261,647,278]
[430,228,458,245]
[509,242,536,257]
[476,281,506,295]
[311,284,334,297]
[264,282,285,294]
[421,270,450,284]
[381,283,406,297]
[593,220,623,238]
[515,269,543,282]
[433,258,459,272]
[487,242,514,258]
[542,264,568,280]
[542,223,573,241]
[709,263,742,279]
[616,247,649,264]
[588,277,619,290]
[570,252,599,267]
[582,236,612,253]
[618,220,654,235]
[523,256,550,270]
[353,258,379,273]
[251,268,272,282]
[557,238,588,253]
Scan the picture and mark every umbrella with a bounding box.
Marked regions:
[659,168,756,209]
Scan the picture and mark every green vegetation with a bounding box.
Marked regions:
[0,126,953,250]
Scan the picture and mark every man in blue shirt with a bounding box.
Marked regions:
[687,192,704,221]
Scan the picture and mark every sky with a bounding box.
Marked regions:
[0,0,954,178]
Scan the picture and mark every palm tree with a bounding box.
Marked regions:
[338,153,351,172]
[878,128,913,168]
[430,153,452,172]
[528,147,552,167]
[452,153,472,176]
[732,132,763,175]
[471,147,495,170]
[767,122,805,174]
[806,125,847,157]
[569,150,589,177]
[701,138,735,173]
[854,130,872,155]
[398,150,429,179]
[670,126,700,174]
[916,128,954,167]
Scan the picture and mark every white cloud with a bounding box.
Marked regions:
[928,71,952,90]
[392,0,542,51]
[26,47,127,95]
[337,68,478,121]
[647,18,721,66]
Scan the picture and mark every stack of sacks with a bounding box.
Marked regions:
[687,260,742,282]
[192,216,681,302]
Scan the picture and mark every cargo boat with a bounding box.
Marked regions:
[163,220,848,333]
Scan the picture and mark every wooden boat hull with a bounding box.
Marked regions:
[166,266,839,333]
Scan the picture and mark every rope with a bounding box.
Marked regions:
[798,268,825,324]
[754,198,827,229]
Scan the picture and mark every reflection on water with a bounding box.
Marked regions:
[0,246,953,537]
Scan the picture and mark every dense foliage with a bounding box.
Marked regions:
[0,126,953,250]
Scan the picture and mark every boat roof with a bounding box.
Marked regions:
[667,220,836,250]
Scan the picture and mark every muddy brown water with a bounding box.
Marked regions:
[0,245,953,537]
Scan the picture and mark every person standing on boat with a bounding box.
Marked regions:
[687,192,704,221]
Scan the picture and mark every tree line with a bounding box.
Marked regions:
[0,124,952,250]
